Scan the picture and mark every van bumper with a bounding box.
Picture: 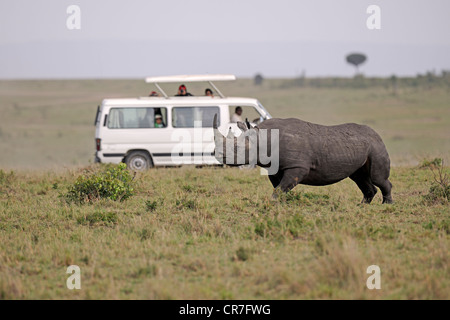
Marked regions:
[95,152,124,164]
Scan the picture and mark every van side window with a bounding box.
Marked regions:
[108,107,167,129]
[172,107,220,128]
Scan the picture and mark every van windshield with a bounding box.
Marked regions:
[257,101,272,119]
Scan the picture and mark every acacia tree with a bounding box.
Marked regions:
[254,73,264,86]
[346,53,367,75]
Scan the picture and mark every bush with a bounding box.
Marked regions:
[66,163,134,203]
[420,157,442,169]
[424,161,449,204]
[425,183,450,204]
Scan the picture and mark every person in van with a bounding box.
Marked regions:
[154,114,165,128]
[231,106,243,123]
[175,84,193,96]
[205,88,214,97]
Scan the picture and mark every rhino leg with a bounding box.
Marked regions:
[272,168,309,198]
[349,164,378,204]
[373,179,393,204]
[268,172,282,188]
[369,157,393,204]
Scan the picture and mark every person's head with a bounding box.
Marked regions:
[149,91,159,97]
[178,84,187,95]
[155,114,163,125]
[235,106,243,116]
[205,88,213,97]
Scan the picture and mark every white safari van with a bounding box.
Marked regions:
[94,74,272,171]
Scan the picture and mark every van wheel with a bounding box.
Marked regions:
[125,151,152,171]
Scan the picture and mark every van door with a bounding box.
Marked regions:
[171,106,221,165]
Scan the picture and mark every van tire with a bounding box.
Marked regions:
[125,151,153,171]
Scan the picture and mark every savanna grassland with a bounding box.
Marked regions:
[0,78,449,299]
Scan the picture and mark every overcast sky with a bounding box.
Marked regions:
[0,0,449,79]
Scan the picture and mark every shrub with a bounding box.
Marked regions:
[425,183,450,203]
[424,161,449,204]
[420,157,442,169]
[66,163,134,203]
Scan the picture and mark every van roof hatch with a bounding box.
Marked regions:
[144,74,236,99]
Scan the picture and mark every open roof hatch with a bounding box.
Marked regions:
[145,74,236,98]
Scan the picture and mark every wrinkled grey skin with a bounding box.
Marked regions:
[213,115,393,204]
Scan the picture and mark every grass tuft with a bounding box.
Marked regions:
[76,211,118,226]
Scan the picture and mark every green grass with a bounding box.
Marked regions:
[0,79,449,299]
[0,165,448,299]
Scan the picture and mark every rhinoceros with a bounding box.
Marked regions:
[213,115,393,204]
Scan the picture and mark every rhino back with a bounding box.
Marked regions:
[259,118,387,181]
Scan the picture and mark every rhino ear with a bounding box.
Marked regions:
[237,121,248,132]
